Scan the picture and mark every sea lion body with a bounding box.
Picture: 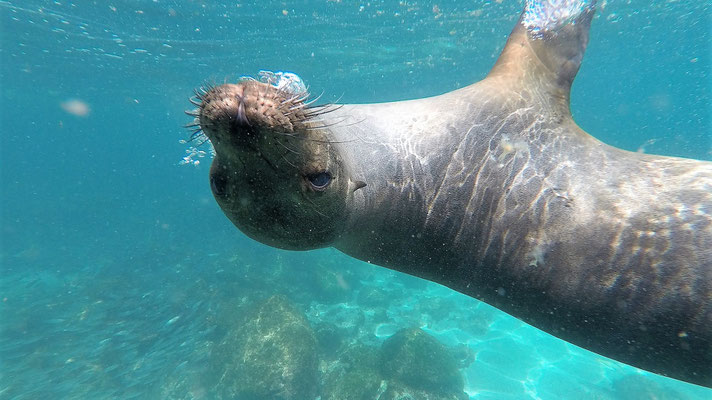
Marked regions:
[329,82,712,386]
[193,1,712,387]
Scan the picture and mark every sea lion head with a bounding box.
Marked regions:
[191,78,359,250]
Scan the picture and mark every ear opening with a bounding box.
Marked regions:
[350,180,367,193]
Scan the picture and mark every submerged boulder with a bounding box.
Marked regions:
[322,329,468,400]
[321,344,383,400]
[380,380,468,400]
[380,328,465,397]
[314,322,346,356]
[213,295,318,400]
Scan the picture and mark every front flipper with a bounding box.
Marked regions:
[487,0,596,117]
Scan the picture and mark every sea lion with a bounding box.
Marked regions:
[189,0,712,387]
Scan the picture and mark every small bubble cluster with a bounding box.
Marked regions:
[178,142,214,167]
[240,70,308,96]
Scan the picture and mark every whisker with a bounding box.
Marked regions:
[201,80,214,92]
[188,130,205,141]
[302,195,328,218]
[303,91,324,106]
[305,117,349,129]
[275,138,301,155]
[304,138,358,144]
[274,131,300,138]
[295,93,311,103]
[280,90,310,105]
[276,83,310,99]
[336,117,366,128]
[280,153,299,170]
[274,131,357,144]
[186,134,205,145]
[304,104,344,118]
[331,93,345,104]
[281,91,305,104]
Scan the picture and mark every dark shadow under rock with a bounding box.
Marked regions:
[314,322,346,356]
[380,380,469,400]
[380,328,465,397]
[321,344,383,400]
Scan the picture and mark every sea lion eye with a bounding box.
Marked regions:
[306,171,332,191]
[210,171,228,196]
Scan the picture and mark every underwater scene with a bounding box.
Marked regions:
[1,0,710,399]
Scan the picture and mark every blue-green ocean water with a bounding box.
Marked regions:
[1,0,710,399]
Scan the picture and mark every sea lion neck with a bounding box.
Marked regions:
[329,90,504,273]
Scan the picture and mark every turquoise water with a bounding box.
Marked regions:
[1,0,710,399]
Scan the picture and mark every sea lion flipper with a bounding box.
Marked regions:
[487,0,596,115]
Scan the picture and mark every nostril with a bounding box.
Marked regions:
[233,96,250,127]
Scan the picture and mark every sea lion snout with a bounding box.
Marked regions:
[197,81,310,147]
